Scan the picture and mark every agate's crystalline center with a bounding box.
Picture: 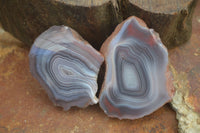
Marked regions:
[29,26,104,110]
[99,16,174,119]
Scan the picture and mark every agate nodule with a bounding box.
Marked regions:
[99,16,174,119]
[29,26,104,110]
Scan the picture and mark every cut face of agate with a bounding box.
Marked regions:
[99,16,174,119]
[29,26,104,110]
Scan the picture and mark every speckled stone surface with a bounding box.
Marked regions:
[169,0,200,132]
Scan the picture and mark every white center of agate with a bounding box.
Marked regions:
[51,57,79,83]
[122,61,140,91]
[59,65,74,76]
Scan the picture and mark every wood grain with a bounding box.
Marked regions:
[129,0,192,13]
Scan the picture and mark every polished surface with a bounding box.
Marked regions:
[29,26,103,110]
[99,16,173,120]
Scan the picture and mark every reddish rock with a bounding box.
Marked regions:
[0,23,178,133]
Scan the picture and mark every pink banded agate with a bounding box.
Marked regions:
[99,16,174,119]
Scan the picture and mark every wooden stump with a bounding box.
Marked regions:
[0,0,197,49]
[120,0,198,48]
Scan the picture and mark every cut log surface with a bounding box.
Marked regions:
[0,0,197,49]
[127,0,193,13]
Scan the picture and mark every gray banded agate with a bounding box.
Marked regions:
[29,26,104,110]
[99,16,174,119]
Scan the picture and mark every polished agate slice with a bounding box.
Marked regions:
[99,16,174,119]
[29,26,104,110]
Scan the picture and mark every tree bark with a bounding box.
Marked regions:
[0,0,197,49]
